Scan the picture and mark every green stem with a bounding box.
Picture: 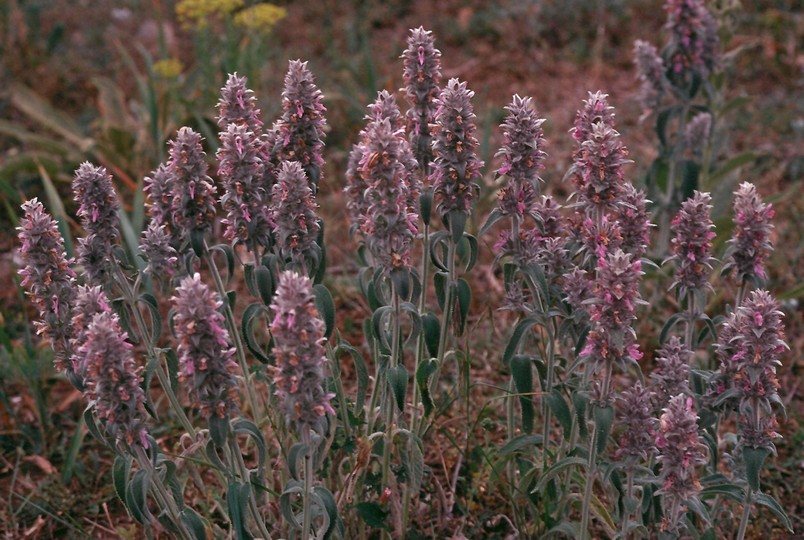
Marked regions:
[736,488,753,540]
[301,431,314,540]
[135,446,192,540]
[580,421,598,540]
[381,291,402,493]
[326,342,352,440]
[227,436,273,540]
[620,468,634,539]
[431,236,457,395]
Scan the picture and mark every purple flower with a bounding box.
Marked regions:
[144,163,176,228]
[168,127,217,244]
[70,285,111,380]
[665,0,719,84]
[431,79,484,224]
[494,95,547,219]
[562,266,592,314]
[345,142,369,239]
[270,60,327,190]
[172,273,239,419]
[17,198,78,378]
[579,214,623,266]
[534,195,565,239]
[72,163,121,282]
[217,72,264,134]
[359,116,419,274]
[217,123,272,250]
[402,26,442,175]
[271,161,321,268]
[269,271,335,438]
[140,221,179,278]
[685,111,712,155]
[571,91,616,148]
[650,336,692,409]
[668,191,716,296]
[80,311,149,448]
[614,183,652,260]
[616,382,657,463]
[572,122,629,215]
[656,394,707,534]
[633,40,666,111]
[725,182,775,284]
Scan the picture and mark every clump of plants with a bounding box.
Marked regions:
[16,5,793,539]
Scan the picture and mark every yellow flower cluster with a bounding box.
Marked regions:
[152,58,184,79]
[176,0,244,29]
[234,4,287,34]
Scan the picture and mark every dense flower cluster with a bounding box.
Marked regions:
[70,285,111,380]
[579,214,623,265]
[563,267,592,314]
[270,60,327,190]
[217,72,264,134]
[571,91,616,149]
[270,271,334,437]
[217,123,272,250]
[650,336,692,409]
[616,382,657,462]
[144,163,176,229]
[725,182,775,284]
[80,311,149,448]
[664,0,719,83]
[431,79,483,224]
[358,116,419,274]
[582,249,644,373]
[72,163,120,282]
[614,183,652,260]
[685,111,712,154]
[140,221,179,278]
[402,26,441,174]
[572,121,629,215]
[634,40,666,110]
[172,273,239,419]
[656,394,707,533]
[668,191,716,296]
[271,160,320,267]
[495,95,546,219]
[18,199,78,378]
[169,127,218,243]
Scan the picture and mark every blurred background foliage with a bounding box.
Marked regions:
[0,0,800,536]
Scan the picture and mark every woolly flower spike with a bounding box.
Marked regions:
[589,248,643,336]
[360,117,419,274]
[616,382,657,462]
[169,127,217,243]
[656,394,707,534]
[731,290,786,417]
[495,95,547,219]
[70,285,111,379]
[579,214,623,265]
[144,163,175,227]
[270,271,335,437]
[271,161,321,267]
[217,72,263,134]
[72,163,121,282]
[665,0,719,83]
[402,26,442,174]
[726,182,775,284]
[634,40,666,111]
[80,311,149,448]
[685,111,712,154]
[650,336,692,409]
[431,79,483,223]
[614,183,652,260]
[272,60,327,189]
[571,91,615,148]
[346,91,419,239]
[18,199,77,378]
[668,191,716,296]
[172,273,239,419]
[218,123,272,249]
[573,122,629,214]
[140,221,178,278]
[563,266,592,314]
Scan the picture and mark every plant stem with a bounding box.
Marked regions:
[326,342,352,440]
[134,446,192,540]
[620,468,635,539]
[227,435,273,540]
[431,236,457,397]
[580,421,598,540]
[381,291,402,493]
[736,488,753,540]
[302,432,314,540]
